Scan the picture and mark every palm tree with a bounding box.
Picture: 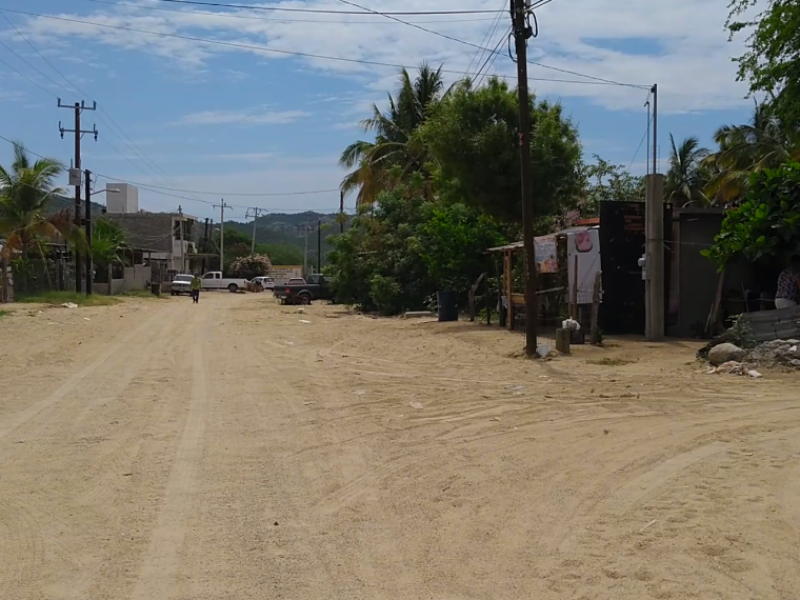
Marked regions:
[664,134,710,206]
[339,63,446,208]
[91,218,130,282]
[0,141,74,259]
[703,101,799,204]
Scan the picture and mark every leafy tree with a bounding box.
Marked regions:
[229,254,272,279]
[0,141,80,259]
[703,161,800,268]
[339,63,446,207]
[419,77,582,224]
[327,184,436,314]
[415,202,505,293]
[578,155,645,216]
[91,218,130,281]
[703,101,799,203]
[664,134,710,206]
[254,243,303,266]
[727,0,800,128]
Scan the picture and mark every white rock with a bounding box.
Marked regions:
[747,369,763,378]
[708,343,746,366]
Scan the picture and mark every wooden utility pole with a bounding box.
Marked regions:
[58,98,97,293]
[339,190,344,234]
[246,207,265,253]
[651,84,658,177]
[317,220,322,274]
[510,0,538,355]
[213,200,231,272]
[84,169,93,295]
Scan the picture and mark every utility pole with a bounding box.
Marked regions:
[58,98,97,293]
[645,99,651,176]
[339,190,344,234]
[201,218,210,274]
[317,219,322,274]
[213,200,231,272]
[84,169,93,295]
[178,205,184,273]
[303,224,309,275]
[510,0,538,356]
[651,84,658,177]
[245,207,265,253]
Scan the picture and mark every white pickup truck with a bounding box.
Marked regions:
[200,271,248,293]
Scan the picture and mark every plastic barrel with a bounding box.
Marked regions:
[437,290,458,322]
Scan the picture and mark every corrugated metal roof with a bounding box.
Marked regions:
[739,305,800,342]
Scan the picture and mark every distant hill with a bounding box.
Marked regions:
[46,195,104,217]
[223,211,349,263]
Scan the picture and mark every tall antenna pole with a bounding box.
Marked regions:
[510,0,538,356]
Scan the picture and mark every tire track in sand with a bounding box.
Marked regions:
[0,306,172,442]
[129,310,208,600]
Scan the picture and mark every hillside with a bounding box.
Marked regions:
[223,211,349,264]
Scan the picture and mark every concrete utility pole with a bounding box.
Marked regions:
[645,99,651,176]
[245,207,265,253]
[58,98,97,293]
[213,200,231,272]
[510,0,538,356]
[303,224,309,275]
[651,84,658,177]
[178,205,184,273]
[644,174,665,340]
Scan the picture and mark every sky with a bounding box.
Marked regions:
[0,0,757,221]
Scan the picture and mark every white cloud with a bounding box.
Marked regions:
[5,0,756,113]
[177,108,310,125]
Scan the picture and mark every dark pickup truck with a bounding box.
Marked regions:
[278,274,334,305]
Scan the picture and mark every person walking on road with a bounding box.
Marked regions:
[190,274,201,304]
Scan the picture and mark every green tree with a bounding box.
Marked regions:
[0,141,78,259]
[578,155,645,216]
[415,202,505,293]
[419,77,582,224]
[727,0,800,128]
[254,243,303,266]
[91,218,130,280]
[664,134,710,206]
[327,183,436,314]
[339,63,446,208]
[703,101,799,203]
[703,161,800,268]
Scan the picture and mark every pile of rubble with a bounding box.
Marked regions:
[704,338,800,376]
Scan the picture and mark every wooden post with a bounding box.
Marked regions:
[468,272,486,322]
[505,250,514,331]
[591,271,602,344]
[571,254,579,320]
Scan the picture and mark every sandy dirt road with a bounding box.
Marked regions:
[1,292,799,599]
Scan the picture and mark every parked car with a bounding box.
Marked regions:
[199,271,248,293]
[279,274,334,305]
[250,276,275,291]
[170,274,194,296]
[273,277,307,299]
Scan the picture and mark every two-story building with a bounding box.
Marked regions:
[101,183,199,279]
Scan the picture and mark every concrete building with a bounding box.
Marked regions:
[101,183,199,277]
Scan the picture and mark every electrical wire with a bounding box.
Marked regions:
[0,10,209,204]
[334,0,647,88]
[0,133,339,213]
[79,0,500,24]
[465,0,507,78]
[474,26,511,86]
[3,8,650,89]
[152,0,506,16]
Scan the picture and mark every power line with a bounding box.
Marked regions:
[474,26,511,86]
[151,0,505,15]
[3,8,650,89]
[80,0,500,24]
[0,9,209,204]
[92,175,338,197]
[465,0,507,77]
[334,0,646,88]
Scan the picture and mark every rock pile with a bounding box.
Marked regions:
[703,338,800,376]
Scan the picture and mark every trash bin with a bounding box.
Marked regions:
[437,290,458,322]
[150,282,160,297]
